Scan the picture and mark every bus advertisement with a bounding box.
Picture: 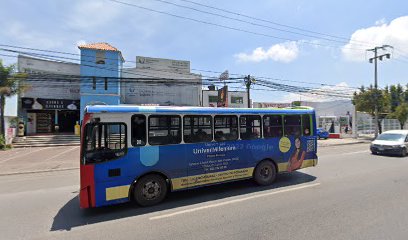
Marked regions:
[79,105,318,208]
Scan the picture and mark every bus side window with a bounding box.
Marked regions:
[183,115,213,143]
[263,115,283,138]
[284,115,301,136]
[148,115,181,145]
[240,115,261,140]
[302,115,311,136]
[214,115,238,141]
[131,114,146,146]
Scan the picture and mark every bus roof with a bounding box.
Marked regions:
[85,105,315,115]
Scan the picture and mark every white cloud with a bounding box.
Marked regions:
[342,16,408,61]
[66,0,121,30]
[235,41,299,63]
[282,82,354,102]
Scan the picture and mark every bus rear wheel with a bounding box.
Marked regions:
[133,174,168,207]
[254,160,277,186]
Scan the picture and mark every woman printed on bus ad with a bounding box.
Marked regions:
[287,136,306,172]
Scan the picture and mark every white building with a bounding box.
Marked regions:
[121,56,202,106]
[18,55,80,135]
[202,88,248,108]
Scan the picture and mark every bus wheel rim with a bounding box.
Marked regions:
[142,181,161,200]
[260,166,271,178]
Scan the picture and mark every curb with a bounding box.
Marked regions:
[318,141,370,148]
[0,167,79,177]
[12,143,80,148]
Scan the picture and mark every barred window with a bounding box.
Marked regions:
[214,115,238,141]
[263,115,283,138]
[148,115,181,145]
[183,115,213,143]
[240,115,261,140]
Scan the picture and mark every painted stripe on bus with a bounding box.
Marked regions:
[106,185,131,201]
[172,167,255,190]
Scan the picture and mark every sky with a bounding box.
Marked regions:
[1,0,408,103]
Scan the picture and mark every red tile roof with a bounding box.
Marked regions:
[78,42,120,52]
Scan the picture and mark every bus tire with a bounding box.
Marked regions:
[253,160,277,186]
[133,174,168,207]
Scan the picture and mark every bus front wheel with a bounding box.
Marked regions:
[254,160,277,186]
[133,174,168,207]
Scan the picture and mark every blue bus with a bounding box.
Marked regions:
[80,105,318,208]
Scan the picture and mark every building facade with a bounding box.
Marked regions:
[18,55,80,135]
[121,56,202,106]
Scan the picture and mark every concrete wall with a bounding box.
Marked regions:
[18,55,80,100]
[121,66,201,106]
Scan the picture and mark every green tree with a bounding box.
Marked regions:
[352,85,389,133]
[389,103,408,129]
[0,60,26,137]
[389,84,404,112]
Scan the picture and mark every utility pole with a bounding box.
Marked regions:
[367,45,392,138]
[244,75,255,108]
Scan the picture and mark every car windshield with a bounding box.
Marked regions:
[376,133,405,141]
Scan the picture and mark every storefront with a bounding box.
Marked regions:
[22,98,80,135]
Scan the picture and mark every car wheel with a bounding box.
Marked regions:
[254,160,277,186]
[371,151,378,155]
[133,174,168,207]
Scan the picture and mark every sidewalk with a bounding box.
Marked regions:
[318,137,372,147]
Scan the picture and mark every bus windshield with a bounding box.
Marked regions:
[83,123,127,164]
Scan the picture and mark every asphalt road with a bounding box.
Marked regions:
[0,143,407,240]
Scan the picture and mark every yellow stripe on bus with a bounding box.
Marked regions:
[106,185,130,201]
[172,167,255,190]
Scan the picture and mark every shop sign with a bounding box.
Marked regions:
[22,98,79,110]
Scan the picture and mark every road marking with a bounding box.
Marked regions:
[0,147,49,163]
[150,182,321,220]
[43,146,79,161]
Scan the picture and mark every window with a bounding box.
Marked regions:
[302,115,311,136]
[183,115,213,143]
[131,115,146,146]
[231,96,244,104]
[208,95,218,103]
[263,115,283,138]
[84,123,127,164]
[148,115,181,145]
[284,115,301,136]
[96,51,106,64]
[214,115,238,141]
[240,115,261,140]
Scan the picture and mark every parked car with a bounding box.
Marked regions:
[317,128,329,139]
[370,130,408,157]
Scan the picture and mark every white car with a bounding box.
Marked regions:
[370,130,408,157]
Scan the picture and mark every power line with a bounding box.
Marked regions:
[150,0,363,47]
[107,0,367,51]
